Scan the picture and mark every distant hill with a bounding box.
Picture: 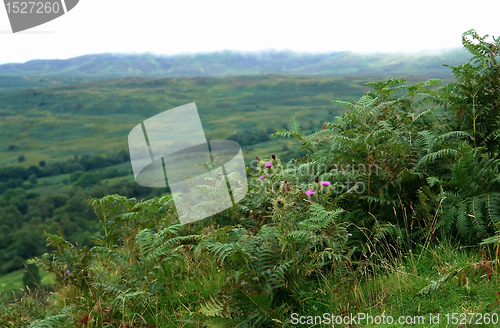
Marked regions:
[0,48,472,78]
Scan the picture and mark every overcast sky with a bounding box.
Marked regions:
[0,0,499,64]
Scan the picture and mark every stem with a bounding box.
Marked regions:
[470,85,479,149]
[101,207,109,248]
[496,240,500,303]
[473,93,477,148]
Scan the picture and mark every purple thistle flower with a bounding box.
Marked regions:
[260,175,266,180]
[265,162,272,168]
[305,189,315,196]
[320,181,331,186]
[66,270,70,275]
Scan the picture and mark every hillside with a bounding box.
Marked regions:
[0,48,472,78]
[2,29,500,327]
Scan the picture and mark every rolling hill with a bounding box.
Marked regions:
[0,48,471,79]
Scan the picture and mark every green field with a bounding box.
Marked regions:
[0,269,50,292]
[0,74,453,167]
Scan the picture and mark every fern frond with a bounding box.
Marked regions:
[199,296,225,317]
[28,306,75,328]
[417,148,457,169]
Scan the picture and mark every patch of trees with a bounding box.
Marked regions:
[0,179,163,275]
[0,150,130,184]
[0,149,166,275]
[0,150,131,197]
[226,128,275,146]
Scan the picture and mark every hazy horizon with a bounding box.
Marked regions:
[0,46,468,66]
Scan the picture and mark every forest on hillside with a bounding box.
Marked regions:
[1,29,500,327]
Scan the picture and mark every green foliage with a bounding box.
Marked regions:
[444,29,500,153]
[419,259,494,296]
[29,232,94,291]
[22,264,41,290]
[193,169,353,325]
[27,306,74,328]
[2,29,500,327]
[0,153,165,275]
[274,31,500,246]
[438,144,500,240]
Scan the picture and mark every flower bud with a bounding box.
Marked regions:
[271,154,279,166]
[275,198,285,208]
